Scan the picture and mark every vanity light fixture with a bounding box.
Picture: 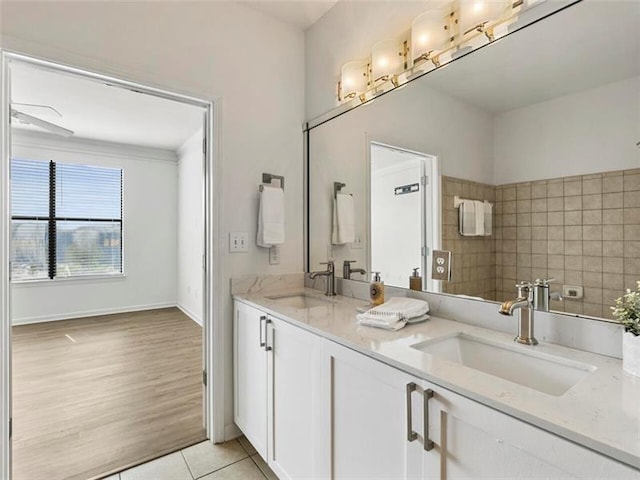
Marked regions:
[335,0,541,105]
[371,38,406,87]
[338,59,370,102]
[411,9,449,68]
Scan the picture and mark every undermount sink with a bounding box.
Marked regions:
[411,333,596,396]
[266,293,333,309]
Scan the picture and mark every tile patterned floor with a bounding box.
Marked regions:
[106,437,277,480]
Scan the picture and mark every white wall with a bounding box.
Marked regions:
[1,1,305,440]
[10,131,178,324]
[494,75,640,185]
[177,130,204,325]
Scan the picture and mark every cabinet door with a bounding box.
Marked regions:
[267,317,324,480]
[233,301,268,458]
[323,340,427,480]
[427,384,639,480]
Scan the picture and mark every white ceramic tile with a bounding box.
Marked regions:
[237,435,257,456]
[199,457,266,480]
[182,440,247,478]
[251,454,278,480]
[120,452,192,480]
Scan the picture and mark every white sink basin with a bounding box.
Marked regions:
[411,333,596,396]
[267,293,333,309]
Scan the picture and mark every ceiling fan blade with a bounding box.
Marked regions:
[10,109,74,137]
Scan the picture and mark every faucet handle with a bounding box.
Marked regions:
[343,260,356,264]
[534,278,555,286]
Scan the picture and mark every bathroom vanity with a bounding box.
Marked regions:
[233,288,639,479]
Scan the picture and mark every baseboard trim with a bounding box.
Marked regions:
[177,303,203,326]
[224,423,242,442]
[11,302,177,325]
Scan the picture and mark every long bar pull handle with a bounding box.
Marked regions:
[265,319,273,352]
[259,316,267,348]
[423,388,435,451]
[406,383,418,442]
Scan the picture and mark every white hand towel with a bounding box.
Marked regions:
[483,201,493,236]
[257,185,285,247]
[473,200,485,236]
[356,296,430,331]
[332,193,355,244]
[459,200,477,236]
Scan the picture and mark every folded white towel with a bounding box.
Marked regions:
[332,193,355,244]
[483,201,493,236]
[356,296,430,330]
[459,200,477,236]
[473,200,485,236]
[257,185,285,247]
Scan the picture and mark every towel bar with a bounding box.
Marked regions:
[260,172,284,191]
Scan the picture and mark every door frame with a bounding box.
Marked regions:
[0,50,225,480]
[367,140,441,292]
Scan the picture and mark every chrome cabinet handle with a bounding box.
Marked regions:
[259,316,267,348]
[265,318,273,351]
[406,383,418,442]
[423,388,434,451]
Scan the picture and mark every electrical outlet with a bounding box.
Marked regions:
[562,285,583,299]
[431,250,452,281]
[269,245,280,265]
[229,232,248,253]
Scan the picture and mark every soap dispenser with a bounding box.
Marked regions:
[370,272,385,306]
[409,267,422,291]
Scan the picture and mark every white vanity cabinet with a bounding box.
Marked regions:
[323,340,638,480]
[235,300,638,480]
[233,300,323,480]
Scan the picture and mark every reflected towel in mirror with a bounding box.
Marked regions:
[332,193,355,244]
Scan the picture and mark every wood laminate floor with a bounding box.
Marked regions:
[12,308,206,480]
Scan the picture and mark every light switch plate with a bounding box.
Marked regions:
[431,250,452,281]
[229,232,248,253]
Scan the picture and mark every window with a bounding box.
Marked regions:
[11,159,123,281]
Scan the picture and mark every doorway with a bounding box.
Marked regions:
[0,52,219,480]
[369,142,440,291]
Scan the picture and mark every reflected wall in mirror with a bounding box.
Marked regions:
[307,0,640,321]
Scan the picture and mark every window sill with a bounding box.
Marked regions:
[12,274,127,287]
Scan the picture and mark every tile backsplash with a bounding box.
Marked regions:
[494,169,640,319]
[442,169,639,319]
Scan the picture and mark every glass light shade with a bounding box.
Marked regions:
[340,60,369,99]
[411,10,448,61]
[371,38,403,81]
[458,0,510,35]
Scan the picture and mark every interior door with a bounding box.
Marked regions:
[0,51,14,480]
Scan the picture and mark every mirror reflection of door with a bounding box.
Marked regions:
[370,142,439,291]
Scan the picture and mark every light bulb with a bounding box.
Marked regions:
[458,0,510,34]
[371,38,403,81]
[340,60,368,101]
[411,10,447,62]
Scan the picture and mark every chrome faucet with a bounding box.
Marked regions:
[533,278,562,312]
[499,281,538,345]
[309,261,337,296]
[343,260,366,280]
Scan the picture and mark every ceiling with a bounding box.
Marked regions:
[241,1,338,30]
[10,63,205,151]
[421,0,640,114]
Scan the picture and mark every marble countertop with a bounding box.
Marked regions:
[234,288,640,469]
